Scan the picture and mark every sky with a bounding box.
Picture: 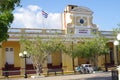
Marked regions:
[11,0,120,31]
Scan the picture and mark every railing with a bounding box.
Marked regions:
[3,69,36,77]
[8,28,66,40]
[100,31,115,39]
[8,28,115,40]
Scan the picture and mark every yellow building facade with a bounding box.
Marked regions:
[0,5,117,76]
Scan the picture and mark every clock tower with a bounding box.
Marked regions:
[62,5,98,36]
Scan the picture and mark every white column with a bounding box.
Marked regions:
[20,46,25,75]
[117,67,120,80]
[114,45,117,65]
[20,58,25,75]
[47,55,52,63]
[87,16,90,26]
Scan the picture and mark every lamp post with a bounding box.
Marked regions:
[71,41,75,72]
[114,40,119,66]
[105,51,108,72]
[19,51,30,78]
[114,33,120,66]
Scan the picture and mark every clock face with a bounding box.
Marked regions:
[80,19,84,24]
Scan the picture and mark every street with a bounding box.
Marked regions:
[1,71,112,80]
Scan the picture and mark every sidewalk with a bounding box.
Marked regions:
[1,71,112,80]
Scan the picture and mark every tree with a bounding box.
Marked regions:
[0,0,20,46]
[20,36,66,75]
[113,24,120,37]
[113,24,120,65]
[70,37,109,69]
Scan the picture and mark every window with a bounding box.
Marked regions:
[5,48,9,52]
[80,19,84,24]
[10,48,13,52]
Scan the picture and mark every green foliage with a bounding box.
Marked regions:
[20,36,66,75]
[97,37,109,55]
[112,23,120,50]
[0,0,20,11]
[112,23,120,38]
[71,37,109,59]
[0,0,20,43]
[69,37,109,67]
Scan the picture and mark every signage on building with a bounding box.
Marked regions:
[75,26,91,35]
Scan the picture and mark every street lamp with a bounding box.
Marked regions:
[19,51,30,78]
[117,33,120,40]
[114,38,119,66]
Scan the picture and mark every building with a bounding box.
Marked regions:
[0,5,117,76]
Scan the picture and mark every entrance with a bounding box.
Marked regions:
[5,48,14,64]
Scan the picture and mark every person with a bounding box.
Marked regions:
[75,64,81,73]
[4,62,9,77]
[5,62,8,70]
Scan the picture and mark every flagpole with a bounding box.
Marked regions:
[44,17,47,29]
[41,10,45,29]
[41,10,48,29]
[42,15,45,29]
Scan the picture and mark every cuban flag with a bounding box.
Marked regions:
[42,10,48,18]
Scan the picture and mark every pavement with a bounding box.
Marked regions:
[0,71,112,80]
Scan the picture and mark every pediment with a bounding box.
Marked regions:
[71,6,93,14]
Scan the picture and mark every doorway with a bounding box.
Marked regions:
[5,47,14,64]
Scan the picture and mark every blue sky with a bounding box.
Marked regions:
[12,0,120,31]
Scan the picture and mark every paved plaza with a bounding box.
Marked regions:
[0,71,112,80]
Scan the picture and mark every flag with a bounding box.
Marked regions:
[42,10,48,18]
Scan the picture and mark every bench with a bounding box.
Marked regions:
[47,69,63,76]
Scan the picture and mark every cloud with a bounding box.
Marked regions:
[28,5,40,12]
[12,5,62,29]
